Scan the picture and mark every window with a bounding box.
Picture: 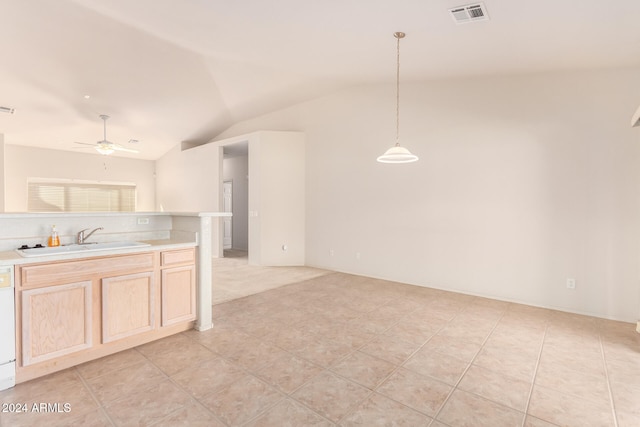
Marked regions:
[27,178,136,212]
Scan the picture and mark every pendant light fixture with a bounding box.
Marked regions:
[377,32,419,164]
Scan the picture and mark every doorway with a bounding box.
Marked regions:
[223,181,232,250]
[222,142,249,256]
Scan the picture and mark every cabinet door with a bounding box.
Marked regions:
[161,265,196,326]
[102,272,155,343]
[22,281,92,366]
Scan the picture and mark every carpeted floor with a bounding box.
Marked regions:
[212,250,330,304]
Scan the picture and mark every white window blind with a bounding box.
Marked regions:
[27,178,136,212]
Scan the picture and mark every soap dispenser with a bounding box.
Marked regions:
[48,225,60,247]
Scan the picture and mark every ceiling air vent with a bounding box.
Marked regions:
[449,3,489,24]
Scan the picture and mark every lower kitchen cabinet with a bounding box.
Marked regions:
[161,265,196,326]
[14,247,197,383]
[21,280,92,366]
[102,271,155,343]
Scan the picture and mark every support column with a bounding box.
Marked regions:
[0,134,5,212]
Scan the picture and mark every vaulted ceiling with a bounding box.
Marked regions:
[1,0,639,160]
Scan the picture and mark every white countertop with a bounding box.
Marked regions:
[0,238,196,266]
[0,211,231,219]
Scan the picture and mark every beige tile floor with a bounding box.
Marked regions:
[2,267,640,426]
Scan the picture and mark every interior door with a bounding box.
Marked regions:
[223,181,233,250]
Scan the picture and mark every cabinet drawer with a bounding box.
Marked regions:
[161,248,195,267]
[20,252,154,288]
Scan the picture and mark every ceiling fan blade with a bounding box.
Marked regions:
[75,115,143,155]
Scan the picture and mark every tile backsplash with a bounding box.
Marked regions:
[0,213,172,251]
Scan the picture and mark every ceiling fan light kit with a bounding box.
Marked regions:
[377,31,419,164]
[95,145,115,155]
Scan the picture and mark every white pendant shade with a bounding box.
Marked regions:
[377,144,419,163]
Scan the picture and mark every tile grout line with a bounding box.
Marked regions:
[196,351,296,426]
[520,319,549,427]
[218,283,479,425]
[282,288,418,425]
[225,378,288,427]
[245,304,367,425]
[281,291,429,425]
[429,306,515,425]
[283,369,360,426]
[345,298,458,423]
[194,316,338,426]
[380,299,494,424]
[74,366,117,427]
[161,378,232,427]
[133,344,231,427]
[598,329,619,427]
[325,301,423,424]
[80,352,170,425]
[336,297,502,424]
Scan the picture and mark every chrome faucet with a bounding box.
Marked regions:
[77,227,103,244]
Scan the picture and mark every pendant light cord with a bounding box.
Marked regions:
[395,32,403,147]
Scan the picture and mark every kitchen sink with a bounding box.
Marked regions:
[16,241,151,257]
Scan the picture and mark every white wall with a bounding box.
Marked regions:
[157,131,305,265]
[155,143,222,212]
[217,66,640,322]
[155,142,223,256]
[223,155,249,250]
[4,145,156,212]
[248,132,305,266]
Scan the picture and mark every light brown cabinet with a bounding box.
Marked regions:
[102,272,155,343]
[15,247,197,383]
[161,265,195,326]
[160,247,196,327]
[21,280,92,366]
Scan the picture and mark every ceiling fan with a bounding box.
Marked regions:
[75,114,139,155]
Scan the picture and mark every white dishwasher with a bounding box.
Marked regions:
[0,266,15,391]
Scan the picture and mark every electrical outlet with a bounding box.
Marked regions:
[137,217,149,225]
[356,252,361,260]
[566,278,576,289]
